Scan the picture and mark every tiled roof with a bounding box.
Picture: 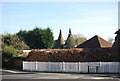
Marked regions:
[77,35,112,48]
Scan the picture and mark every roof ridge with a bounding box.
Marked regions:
[94,35,101,47]
[97,35,112,47]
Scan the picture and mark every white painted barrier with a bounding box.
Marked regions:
[23,61,120,73]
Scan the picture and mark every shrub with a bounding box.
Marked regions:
[2,46,18,68]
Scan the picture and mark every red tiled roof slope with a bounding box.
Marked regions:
[77,35,112,48]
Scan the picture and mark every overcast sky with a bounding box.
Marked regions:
[2,2,118,40]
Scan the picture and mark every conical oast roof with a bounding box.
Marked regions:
[66,28,72,41]
[77,35,112,48]
[58,29,65,45]
[54,29,65,48]
[65,28,76,48]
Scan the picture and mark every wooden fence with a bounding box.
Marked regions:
[23,61,120,73]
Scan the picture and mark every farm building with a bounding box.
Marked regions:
[13,29,120,68]
[25,48,112,62]
[112,29,120,61]
[77,35,112,48]
[53,29,76,49]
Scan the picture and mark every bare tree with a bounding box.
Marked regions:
[107,37,114,44]
[73,34,87,46]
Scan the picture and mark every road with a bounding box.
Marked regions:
[1,70,120,80]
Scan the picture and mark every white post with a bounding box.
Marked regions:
[23,61,25,70]
[78,62,80,73]
[48,62,51,72]
[118,62,119,73]
[62,62,65,72]
[99,61,101,73]
[35,61,37,71]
